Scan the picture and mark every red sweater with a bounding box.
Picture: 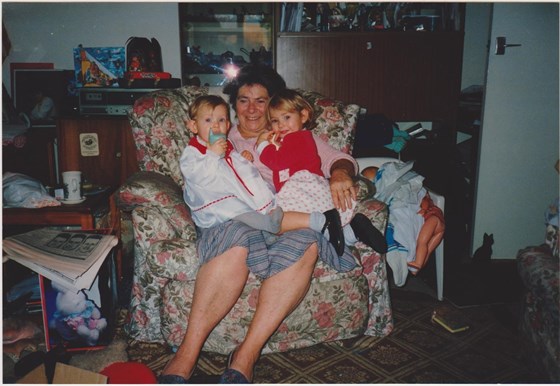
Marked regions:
[260,130,323,192]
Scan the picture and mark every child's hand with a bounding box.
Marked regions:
[270,133,281,150]
[208,138,227,157]
[241,150,254,162]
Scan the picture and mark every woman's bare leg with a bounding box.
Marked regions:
[227,243,319,381]
[161,246,249,379]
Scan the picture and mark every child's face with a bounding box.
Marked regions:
[188,104,230,143]
[269,107,309,140]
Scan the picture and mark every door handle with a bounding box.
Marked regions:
[495,36,522,55]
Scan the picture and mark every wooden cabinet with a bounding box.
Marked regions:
[276,31,464,142]
[57,116,138,188]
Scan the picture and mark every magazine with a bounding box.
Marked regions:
[3,228,118,292]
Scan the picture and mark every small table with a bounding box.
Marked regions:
[3,188,125,280]
[3,189,114,231]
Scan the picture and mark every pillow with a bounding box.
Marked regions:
[296,89,361,154]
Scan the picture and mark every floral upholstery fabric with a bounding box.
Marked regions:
[118,85,393,352]
[517,244,559,382]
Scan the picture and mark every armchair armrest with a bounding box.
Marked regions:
[147,238,200,281]
[116,171,196,247]
[117,171,185,211]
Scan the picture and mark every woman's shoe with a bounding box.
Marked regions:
[219,348,251,384]
[350,213,388,254]
[219,369,250,384]
[322,209,345,256]
[158,358,196,384]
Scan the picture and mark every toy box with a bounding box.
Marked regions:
[73,45,125,88]
[17,363,107,384]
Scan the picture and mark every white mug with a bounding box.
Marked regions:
[62,171,82,201]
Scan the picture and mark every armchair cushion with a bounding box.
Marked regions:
[298,89,361,155]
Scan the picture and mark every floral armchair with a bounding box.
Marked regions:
[117,85,393,355]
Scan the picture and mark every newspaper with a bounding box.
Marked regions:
[3,228,118,292]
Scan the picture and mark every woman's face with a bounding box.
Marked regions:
[235,84,270,138]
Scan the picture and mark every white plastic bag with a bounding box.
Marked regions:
[3,172,61,208]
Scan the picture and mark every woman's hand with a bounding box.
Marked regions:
[330,160,357,212]
[256,131,273,146]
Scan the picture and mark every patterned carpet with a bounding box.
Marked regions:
[126,287,547,383]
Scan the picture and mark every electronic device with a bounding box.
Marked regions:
[78,88,156,115]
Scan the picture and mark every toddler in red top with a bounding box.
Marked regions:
[257,89,387,254]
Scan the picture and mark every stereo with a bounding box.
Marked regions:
[78,88,156,115]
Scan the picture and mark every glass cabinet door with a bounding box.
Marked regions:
[179,3,273,86]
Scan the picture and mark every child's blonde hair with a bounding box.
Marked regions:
[188,95,230,121]
[267,89,316,130]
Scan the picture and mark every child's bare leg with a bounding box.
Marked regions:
[408,217,445,274]
[280,212,311,233]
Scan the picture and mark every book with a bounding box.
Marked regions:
[431,305,470,333]
[3,228,117,292]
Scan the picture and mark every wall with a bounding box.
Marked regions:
[2,2,182,93]
[473,3,559,258]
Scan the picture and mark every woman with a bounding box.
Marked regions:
[159,64,361,384]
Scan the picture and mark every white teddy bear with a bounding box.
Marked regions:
[49,281,108,346]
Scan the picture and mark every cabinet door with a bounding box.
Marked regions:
[277,32,464,127]
[380,33,464,122]
[57,118,136,188]
[277,34,370,104]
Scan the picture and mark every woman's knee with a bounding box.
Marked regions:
[203,246,248,273]
[302,242,319,266]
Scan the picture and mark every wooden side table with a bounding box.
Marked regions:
[3,189,114,230]
[3,189,125,280]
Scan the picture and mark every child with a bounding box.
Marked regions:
[257,89,387,254]
[179,95,344,253]
[362,164,444,277]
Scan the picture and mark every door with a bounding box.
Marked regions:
[472,3,559,258]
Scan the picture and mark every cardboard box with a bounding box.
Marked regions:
[73,46,125,88]
[17,362,107,384]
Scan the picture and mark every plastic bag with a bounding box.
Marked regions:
[3,172,61,208]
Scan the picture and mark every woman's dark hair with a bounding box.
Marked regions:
[223,64,286,110]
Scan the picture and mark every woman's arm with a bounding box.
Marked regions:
[313,135,359,211]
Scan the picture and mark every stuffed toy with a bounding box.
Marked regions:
[49,282,107,346]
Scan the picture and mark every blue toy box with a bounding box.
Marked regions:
[73,45,125,87]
